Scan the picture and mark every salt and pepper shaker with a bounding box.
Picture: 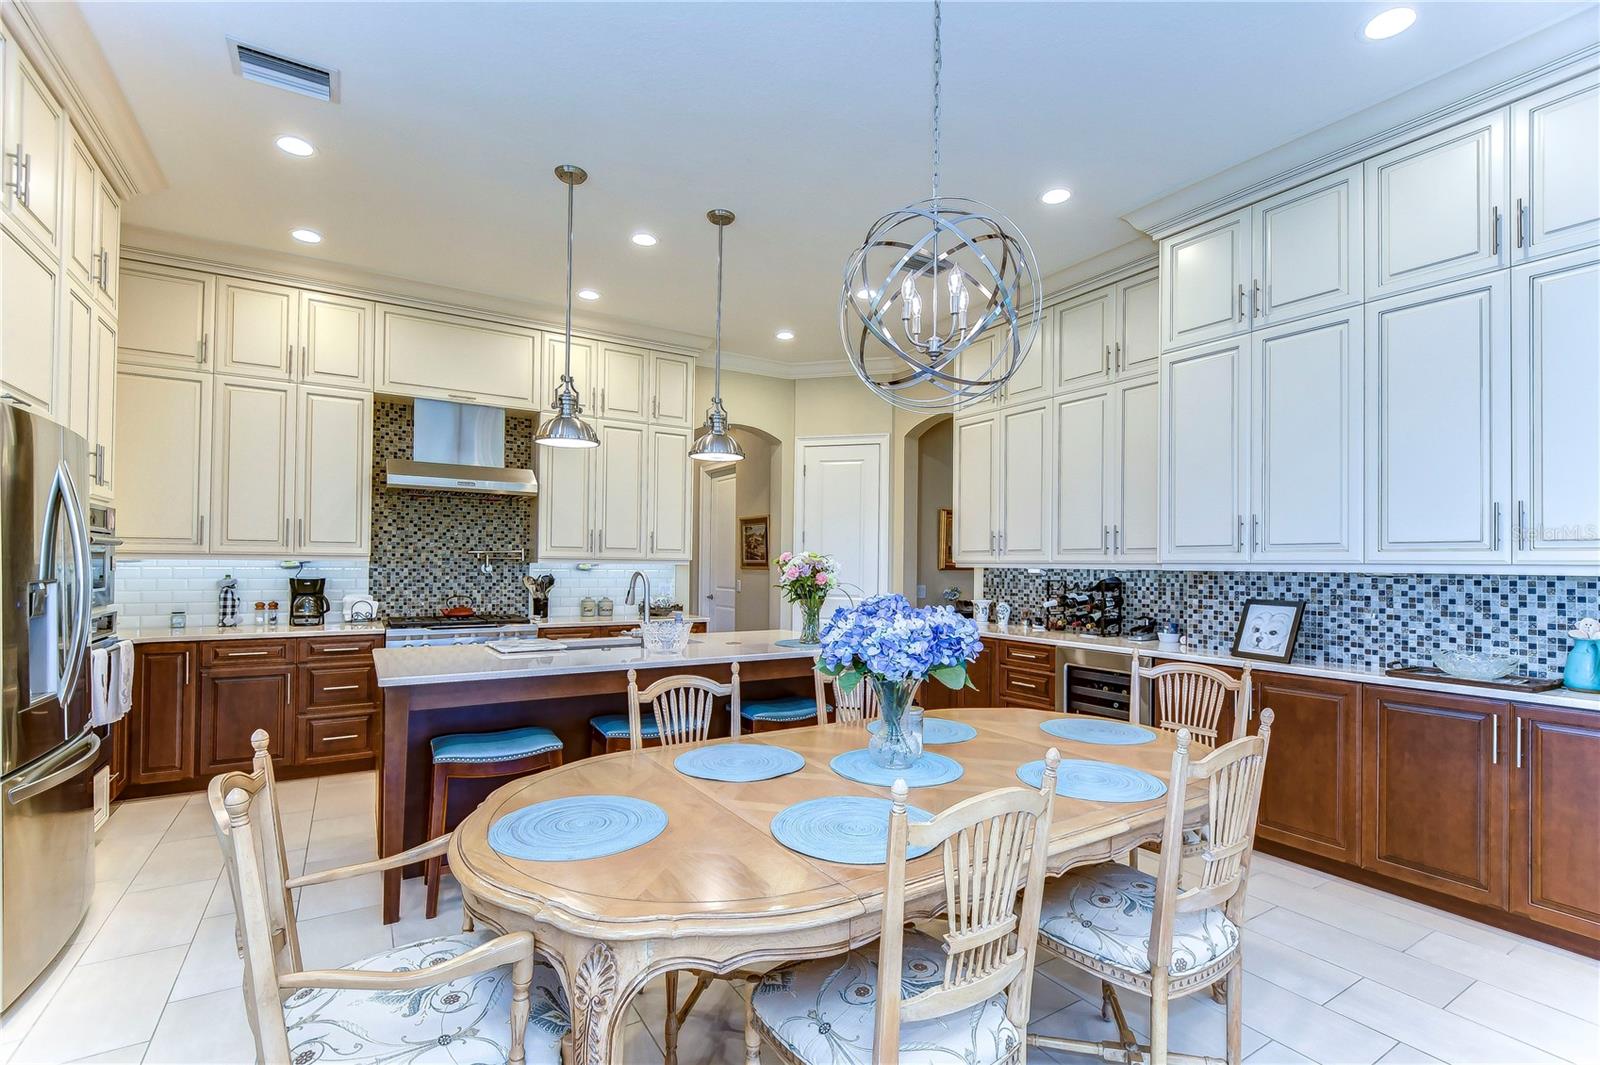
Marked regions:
[266,600,280,626]
[254,601,267,626]
[218,574,239,628]
[169,609,187,630]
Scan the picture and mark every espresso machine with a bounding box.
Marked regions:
[290,577,330,626]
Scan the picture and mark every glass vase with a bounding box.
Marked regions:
[867,676,925,769]
[798,600,823,645]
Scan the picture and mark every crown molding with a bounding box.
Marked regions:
[1037,240,1158,308]
[1125,17,1600,240]
[2,1,164,200]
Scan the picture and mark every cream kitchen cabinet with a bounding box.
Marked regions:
[295,386,371,556]
[93,180,118,311]
[210,376,295,553]
[538,333,598,413]
[951,322,1050,409]
[1511,250,1599,567]
[647,425,693,559]
[119,262,215,369]
[61,282,92,438]
[298,290,374,389]
[116,366,212,554]
[1251,165,1363,326]
[535,443,595,558]
[1,219,58,415]
[1114,377,1160,563]
[1161,207,1251,351]
[1160,337,1249,563]
[951,412,998,564]
[1365,273,1511,565]
[1366,110,1507,299]
[595,420,648,558]
[378,304,539,409]
[1115,272,1160,378]
[596,341,648,422]
[89,311,114,500]
[1053,286,1113,392]
[1249,309,1364,563]
[64,132,118,310]
[1511,75,1599,263]
[216,278,297,380]
[1051,389,1112,561]
[649,351,695,426]
[3,42,62,254]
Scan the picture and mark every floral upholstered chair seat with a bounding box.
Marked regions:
[749,930,1021,1064]
[283,932,570,1064]
[1038,862,1239,976]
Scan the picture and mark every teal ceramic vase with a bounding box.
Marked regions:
[1563,638,1600,692]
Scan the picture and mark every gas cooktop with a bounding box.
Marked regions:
[385,613,532,629]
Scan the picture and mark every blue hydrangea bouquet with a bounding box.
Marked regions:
[817,593,982,767]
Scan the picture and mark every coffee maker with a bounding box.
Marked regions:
[290,578,330,626]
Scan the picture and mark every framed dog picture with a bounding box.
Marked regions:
[1231,599,1305,663]
[739,515,769,568]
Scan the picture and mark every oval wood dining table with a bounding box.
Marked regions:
[448,707,1207,1065]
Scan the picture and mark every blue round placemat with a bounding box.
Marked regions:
[1040,718,1156,746]
[1017,759,1167,803]
[830,748,964,788]
[674,743,805,783]
[868,717,978,745]
[773,638,821,649]
[488,795,667,861]
[770,796,936,865]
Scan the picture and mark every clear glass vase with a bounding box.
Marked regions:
[867,676,924,769]
[798,600,823,645]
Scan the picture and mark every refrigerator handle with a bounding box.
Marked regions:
[51,463,93,710]
[5,730,100,806]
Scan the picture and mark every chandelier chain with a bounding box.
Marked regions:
[931,0,941,207]
[713,221,725,404]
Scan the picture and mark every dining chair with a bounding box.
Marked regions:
[624,664,741,1061]
[208,731,571,1064]
[1028,711,1275,1065]
[816,670,924,727]
[741,659,826,731]
[744,750,1062,1064]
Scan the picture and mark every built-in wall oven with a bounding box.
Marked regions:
[1061,646,1137,722]
[88,504,118,616]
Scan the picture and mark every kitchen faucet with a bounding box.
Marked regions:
[624,570,651,623]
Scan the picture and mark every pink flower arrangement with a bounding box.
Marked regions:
[774,551,838,608]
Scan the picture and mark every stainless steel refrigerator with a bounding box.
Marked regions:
[1,403,96,1010]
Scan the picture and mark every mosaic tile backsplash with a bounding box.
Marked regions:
[980,568,1600,676]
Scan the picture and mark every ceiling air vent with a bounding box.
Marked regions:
[227,39,340,102]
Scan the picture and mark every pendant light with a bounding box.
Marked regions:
[838,0,1041,411]
[535,164,599,449]
[689,209,744,462]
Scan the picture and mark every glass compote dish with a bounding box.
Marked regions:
[774,551,838,645]
[817,593,981,769]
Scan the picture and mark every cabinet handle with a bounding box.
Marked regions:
[1237,284,1246,321]
[1,392,32,408]
[322,684,361,692]
[989,531,996,553]
[226,650,272,657]
[650,531,655,554]
[185,651,191,684]
[1515,197,1526,249]
[447,393,477,403]
[100,250,111,292]
[1114,341,1122,372]
[200,335,209,365]
[998,531,1006,554]
[1515,717,1524,768]
[1236,515,1244,552]
[1103,525,1110,552]
[1113,524,1120,552]
[3,144,22,202]
[1491,206,1502,256]
[600,387,606,412]
[284,518,290,544]
[1251,515,1259,553]
[298,517,304,547]
[300,345,308,376]
[199,515,206,544]
[286,682,292,707]
[1492,502,1503,551]
[317,646,363,653]
[652,396,658,418]
[1013,679,1038,689]
[1491,715,1499,765]
[321,734,359,743]
[1517,500,1527,551]
[1103,345,1111,376]
[1253,279,1262,318]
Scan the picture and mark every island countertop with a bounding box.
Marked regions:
[373,628,813,688]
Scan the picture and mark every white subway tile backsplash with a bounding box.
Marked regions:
[115,560,371,628]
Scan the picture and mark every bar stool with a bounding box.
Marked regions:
[589,714,662,756]
[424,726,564,918]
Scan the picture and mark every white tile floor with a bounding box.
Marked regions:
[1,771,1595,1065]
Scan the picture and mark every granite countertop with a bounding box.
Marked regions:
[122,620,388,644]
[973,623,1600,712]
[374,628,810,688]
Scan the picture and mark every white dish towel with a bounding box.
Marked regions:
[89,639,135,727]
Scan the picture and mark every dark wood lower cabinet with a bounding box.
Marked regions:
[1251,674,1362,865]
[108,715,130,801]
[1510,704,1600,938]
[1363,685,1509,908]
[921,639,997,710]
[198,667,295,775]
[130,643,198,786]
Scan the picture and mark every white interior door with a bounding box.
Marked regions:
[798,439,885,624]
[700,468,738,632]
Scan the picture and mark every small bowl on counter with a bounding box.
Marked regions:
[1432,649,1521,681]
[640,617,693,655]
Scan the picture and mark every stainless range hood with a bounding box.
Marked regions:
[384,398,537,495]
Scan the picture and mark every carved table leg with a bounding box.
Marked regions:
[558,939,644,1065]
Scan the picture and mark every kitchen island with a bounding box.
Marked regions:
[371,629,818,922]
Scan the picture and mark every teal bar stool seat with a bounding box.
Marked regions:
[590,713,660,756]
[425,725,564,918]
[740,695,822,732]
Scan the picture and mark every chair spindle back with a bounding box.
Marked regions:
[1136,660,1252,743]
[626,664,742,750]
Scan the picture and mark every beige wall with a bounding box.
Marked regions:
[732,432,778,629]
[914,418,972,606]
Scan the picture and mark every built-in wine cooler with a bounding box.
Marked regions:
[1061,647,1135,722]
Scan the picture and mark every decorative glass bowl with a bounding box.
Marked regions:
[1432,650,1520,681]
[640,617,692,655]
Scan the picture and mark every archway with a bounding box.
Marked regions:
[690,424,784,631]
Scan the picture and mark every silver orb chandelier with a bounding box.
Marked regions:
[839,0,1042,411]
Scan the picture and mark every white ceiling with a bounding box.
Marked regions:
[82,1,1595,366]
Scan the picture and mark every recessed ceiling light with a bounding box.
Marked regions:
[290,228,322,244]
[630,232,658,247]
[775,329,795,341]
[1364,7,1416,39]
[275,135,315,157]
[577,288,600,301]
[1041,187,1072,205]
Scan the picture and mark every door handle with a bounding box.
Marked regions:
[52,464,93,707]
[6,731,101,806]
